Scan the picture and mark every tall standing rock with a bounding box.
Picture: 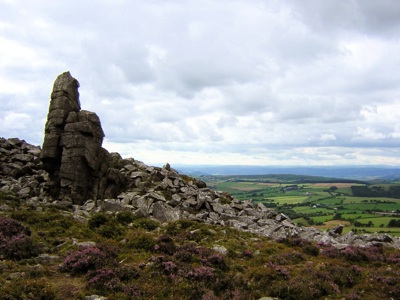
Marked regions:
[41,72,80,177]
[41,72,124,204]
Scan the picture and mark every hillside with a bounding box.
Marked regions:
[1,194,400,300]
[1,72,400,299]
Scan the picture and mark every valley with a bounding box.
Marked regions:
[204,174,400,236]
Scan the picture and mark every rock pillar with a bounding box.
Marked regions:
[41,72,124,203]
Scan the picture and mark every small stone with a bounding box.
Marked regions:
[8,272,27,279]
[37,254,60,264]
[0,204,11,211]
[83,200,96,211]
[213,245,228,255]
[85,295,108,300]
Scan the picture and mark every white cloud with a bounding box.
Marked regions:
[354,127,386,141]
[0,112,31,130]
[320,133,337,142]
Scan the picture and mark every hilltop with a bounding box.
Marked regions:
[1,72,400,299]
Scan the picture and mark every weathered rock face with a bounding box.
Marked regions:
[41,72,80,173]
[40,72,124,204]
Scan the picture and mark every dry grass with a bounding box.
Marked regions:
[51,275,86,300]
[314,220,352,230]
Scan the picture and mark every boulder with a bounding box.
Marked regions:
[328,224,344,237]
[152,201,181,223]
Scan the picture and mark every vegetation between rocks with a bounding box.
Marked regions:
[1,195,400,300]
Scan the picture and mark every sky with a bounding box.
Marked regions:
[1,0,400,167]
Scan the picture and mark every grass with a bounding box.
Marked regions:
[356,216,399,227]
[313,220,352,229]
[313,197,344,205]
[341,212,376,219]
[342,196,400,203]
[292,207,330,214]
[344,203,399,211]
[268,196,310,205]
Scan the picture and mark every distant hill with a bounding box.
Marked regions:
[175,165,400,181]
[199,173,366,184]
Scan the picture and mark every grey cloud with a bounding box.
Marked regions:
[356,0,400,37]
[290,0,400,38]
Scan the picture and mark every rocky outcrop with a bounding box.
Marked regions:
[1,137,400,249]
[0,137,47,202]
[73,157,399,249]
[40,72,124,204]
[1,71,399,250]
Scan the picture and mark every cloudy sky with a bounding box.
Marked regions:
[1,0,400,166]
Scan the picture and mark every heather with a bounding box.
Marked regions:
[0,217,38,260]
[0,200,400,300]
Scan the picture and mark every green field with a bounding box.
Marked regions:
[265,195,309,205]
[205,174,400,236]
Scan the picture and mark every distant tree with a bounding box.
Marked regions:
[387,219,400,227]
[333,213,342,220]
[355,221,364,227]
